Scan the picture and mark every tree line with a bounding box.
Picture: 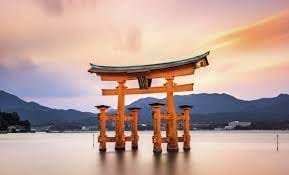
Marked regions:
[0,112,31,132]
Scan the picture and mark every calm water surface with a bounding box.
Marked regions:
[1,131,289,175]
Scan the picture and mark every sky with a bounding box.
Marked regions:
[0,0,289,112]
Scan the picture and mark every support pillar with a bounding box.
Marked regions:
[165,77,179,152]
[165,95,170,140]
[150,103,164,153]
[179,105,192,151]
[96,105,110,152]
[128,107,141,150]
[115,80,126,151]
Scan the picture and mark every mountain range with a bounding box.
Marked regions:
[0,90,289,127]
[126,93,289,124]
[0,90,95,126]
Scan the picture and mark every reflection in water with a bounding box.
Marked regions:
[115,151,125,175]
[153,151,191,175]
[166,152,178,175]
[99,150,185,175]
[153,153,162,175]
[98,149,140,175]
[1,131,289,175]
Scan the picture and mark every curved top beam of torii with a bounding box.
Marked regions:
[88,51,209,74]
[88,51,209,91]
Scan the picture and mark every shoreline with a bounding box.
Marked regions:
[1,130,289,134]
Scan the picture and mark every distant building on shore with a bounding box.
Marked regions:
[224,121,251,130]
[7,125,27,133]
[81,126,97,131]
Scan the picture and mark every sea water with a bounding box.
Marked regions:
[0,131,289,175]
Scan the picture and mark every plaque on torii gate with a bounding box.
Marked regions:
[89,51,209,153]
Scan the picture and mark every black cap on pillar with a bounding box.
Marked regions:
[95,105,110,109]
[128,107,142,111]
[179,105,193,109]
[149,103,165,107]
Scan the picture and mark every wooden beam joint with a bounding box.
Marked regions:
[102,83,194,96]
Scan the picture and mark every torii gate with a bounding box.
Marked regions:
[89,51,209,153]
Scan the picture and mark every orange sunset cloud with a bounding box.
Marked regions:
[203,9,289,53]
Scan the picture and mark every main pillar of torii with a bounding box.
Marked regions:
[88,51,209,152]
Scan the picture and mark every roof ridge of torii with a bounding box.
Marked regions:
[89,51,210,153]
[89,51,209,74]
[89,51,209,90]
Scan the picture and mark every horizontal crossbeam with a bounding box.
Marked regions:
[103,115,135,121]
[105,136,116,142]
[161,114,184,120]
[98,64,196,81]
[102,83,194,96]
[106,116,116,121]
[160,136,184,143]
[100,136,135,142]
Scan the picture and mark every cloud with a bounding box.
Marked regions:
[204,10,289,53]
[0,56,37,70]
[0,56,89,98]
[113,26,142,53]
[34,0,101,16]
[227,62,289,99]
[125,27,142,53]
[35,0,64,16]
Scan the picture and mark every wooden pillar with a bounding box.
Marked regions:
[115,80,126,150]
[165,83,170,139]
[128,107,141,150]
[96,105,110,152]
[150,103,164,153]
[179,105,192,151]
[165,77,179,152]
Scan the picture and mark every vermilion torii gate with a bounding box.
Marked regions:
[88,52,209,153]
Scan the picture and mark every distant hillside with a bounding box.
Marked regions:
[126,93,289,124]
[1,90,289,127]
[0,90,95,126]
